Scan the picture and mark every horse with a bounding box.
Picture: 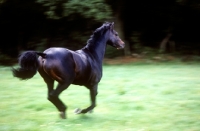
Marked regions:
[12,22,125,119]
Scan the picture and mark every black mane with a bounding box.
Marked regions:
[86,22,111,45]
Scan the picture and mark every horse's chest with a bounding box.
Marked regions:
[73,68,102,86]
[71,52,102,86]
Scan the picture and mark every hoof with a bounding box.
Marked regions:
[74,108,93,114]
[74,108,82,114]
[59,112,66,119]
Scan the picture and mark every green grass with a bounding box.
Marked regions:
[0,62,200,131]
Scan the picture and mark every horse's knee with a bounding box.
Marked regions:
[47,93,57,101]
[47,95,51,101]
[93,104,97,107]
[47,95,52,101]
[93,91,98,97]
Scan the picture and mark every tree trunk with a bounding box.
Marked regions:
[160,33,172,52]
[114,14,131,56]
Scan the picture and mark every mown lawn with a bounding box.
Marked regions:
[0,62,200,131]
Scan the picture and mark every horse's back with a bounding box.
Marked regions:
[43,47,74,67]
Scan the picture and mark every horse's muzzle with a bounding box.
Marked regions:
[117,42,125,50]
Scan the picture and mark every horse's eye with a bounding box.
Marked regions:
[115,33,118,36]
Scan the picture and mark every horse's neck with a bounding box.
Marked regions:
[85,36,108,63]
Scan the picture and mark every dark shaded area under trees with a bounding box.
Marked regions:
[108,0,200,55]
[0,0,111,60]
[1,0,200,65]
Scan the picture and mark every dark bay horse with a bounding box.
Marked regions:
[12,22,125,119]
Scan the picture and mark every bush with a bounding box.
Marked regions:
[0,53,16,65]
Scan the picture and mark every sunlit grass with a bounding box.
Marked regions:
[0,62,200,131]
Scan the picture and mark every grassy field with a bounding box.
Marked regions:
[0,62,200,131]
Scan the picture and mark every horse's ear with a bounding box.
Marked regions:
[110,22,114,29]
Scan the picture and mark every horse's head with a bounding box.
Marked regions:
[107,22,125,49]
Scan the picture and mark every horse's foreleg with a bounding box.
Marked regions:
[75,84,98,114]
[48,83,70,119]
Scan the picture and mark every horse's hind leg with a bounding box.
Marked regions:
[75,84,98,114]
[39,69,69,119]
[48,82,71,119]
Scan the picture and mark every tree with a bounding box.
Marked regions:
[0,0,113,57]
[107,0,200,55]
[36,0,112,21]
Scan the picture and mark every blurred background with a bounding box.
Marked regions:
[1,0,200,65]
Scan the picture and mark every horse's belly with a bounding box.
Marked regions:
[72,79,85,86]
[72,73,101,86]
[72,74,90,85]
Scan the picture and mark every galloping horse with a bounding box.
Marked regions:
[12,22,125,119]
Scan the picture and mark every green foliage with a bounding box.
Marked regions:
[0,53,15,65]
[63,0,112,21]
[0,0,115,58]
[105,46,124,58]
[36,0,112,21]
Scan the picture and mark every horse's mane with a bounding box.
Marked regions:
[86,22,111,45]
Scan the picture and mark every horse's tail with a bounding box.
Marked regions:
[12,51,46,80]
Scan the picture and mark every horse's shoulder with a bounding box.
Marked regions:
[70,51,86,72]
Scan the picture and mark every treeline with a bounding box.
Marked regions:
[0,0,200,64]
[108,0,200,55]
[0,0,112,58]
